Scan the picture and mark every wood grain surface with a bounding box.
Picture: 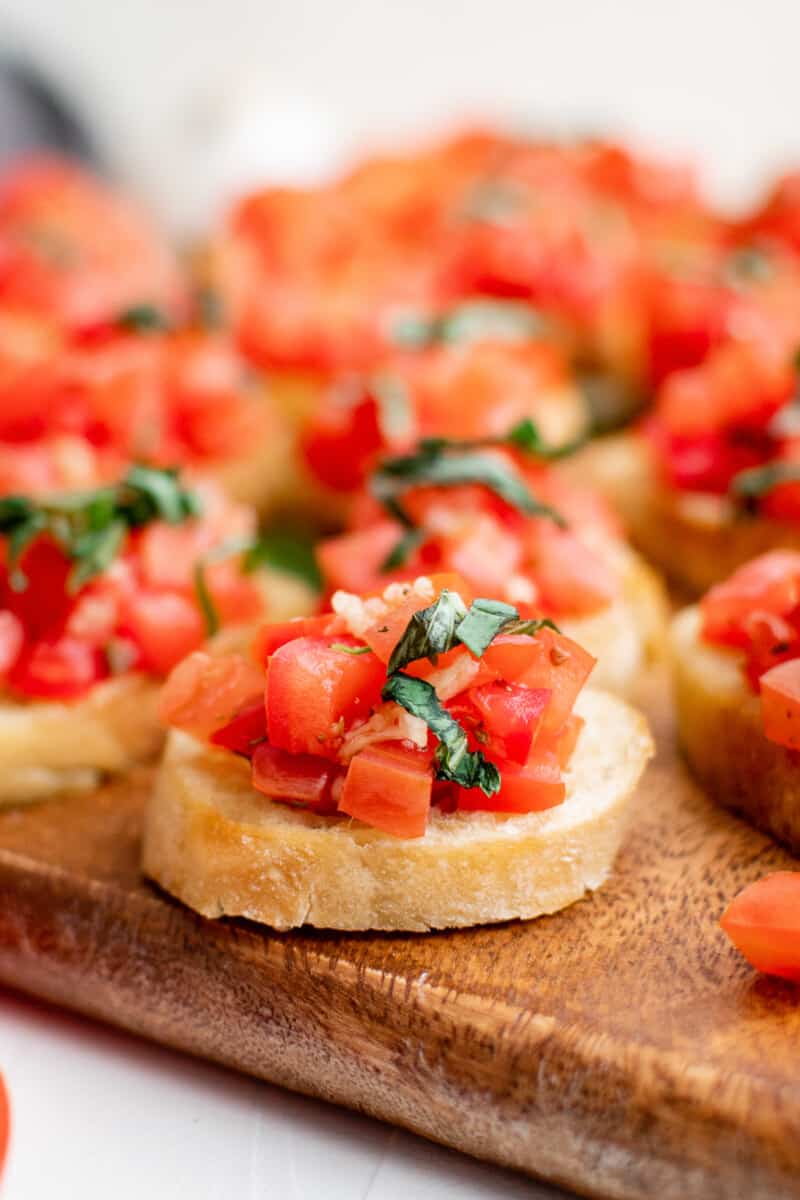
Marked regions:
[0,672,799,1200]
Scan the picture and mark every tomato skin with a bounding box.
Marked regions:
[121,589,206,676]
[468,682,551,764]
[8,635,101,700]
[302,390,383,492]
[209,701,267,757]
[457,751,565,813]
[266,636,385,757]
[339,742,432,837]
[721,872,800,980]
[760,659,800,749]
[158,651,265,740]
[251,742,338,813]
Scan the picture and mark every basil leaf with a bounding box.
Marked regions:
[387,589,468,674]
[502,616,560,637]
[382,673,501,796]
[193,560,220,638]
[505,417,586,460]
[330,643,373,656]
[120,465,201,525]
[68,520,127,592]
[455,598,518,658]
[371,443,566,527]
[117,304,171,333]
[381,526,426,572]
[371,372,413,442]
[730,461,800,510]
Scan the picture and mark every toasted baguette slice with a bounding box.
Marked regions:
[0,567,315,807]
[562,542,668,692]
[671,605,800,853]
[143,689,653,932]
[568,433,800,595]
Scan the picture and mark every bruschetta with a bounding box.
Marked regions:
[0,467,313,804]
[671,551,800,852]
[146,573,653,931]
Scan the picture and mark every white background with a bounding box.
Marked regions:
[0,2,798,1196]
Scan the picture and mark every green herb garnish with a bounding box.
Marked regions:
[730,461,800,511]
[0,466,200,593]
[331,642,373,656]
[389,300,543,350]
[193,560,220,638]
[244,529,322,591]
[382,673,501,796]
[387,589,469,674]
[454,598,518,658]
[117,303,172,333]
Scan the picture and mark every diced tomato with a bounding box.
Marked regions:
[3,536,73,639]
[302,390,382,491]
[252,614,336,665]
[480,633,543,681]
[721,872,800,980]
[158,650,265,739]
[513,628,596,731]
[121,589,205,676]
[701,552,800,648]
[266,635,385,756]
[457,751,565,813]
[209,701,267,756]
[0,609,23,676]
[251,741,338,813]
[316,522,404,595]
[339,742,432,837]
[535,713,585,768]
[8,635,101,699]
[468,681,551,764]
[760,659,800,749]
[741,611,800,688]
[360,573,473,663]
[526,524,617,616]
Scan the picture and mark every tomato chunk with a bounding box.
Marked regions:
[339,743,432,837]
[316,522,403,596]
[514,628,595,731]
[360,574,472,663]
[457,751,565,813]
[468,682,551,764]
[701,552,800,648]
[158,650,265,740]
[209,701,267,756]
[721,872,800,980]
[266,636,384,756]
[8,636,101,699]
[121,589,205,676]
[251,742,338,813]
[760,659,800,749]
[252,614,335,665]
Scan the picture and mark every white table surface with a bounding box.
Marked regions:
[0,988,567,1199]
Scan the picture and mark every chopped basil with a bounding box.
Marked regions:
[382,673,501,796]
[371,372,413,442]
[455,598,518,658]
[504,417,586,460]
[501,616,560,637]
[371,440,566,530]
[387,589,468,674]
[730,461,800,511]
[330,643,373,655]
[244,529,322,591]
[0,467,201,593]
[116,303,172,333]
[193,560,220,638]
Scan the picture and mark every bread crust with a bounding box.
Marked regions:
[143,689,653,932]
[671,605,800,853]
[567,434,800,596]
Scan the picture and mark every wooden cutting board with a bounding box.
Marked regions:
[1,672,799,1200]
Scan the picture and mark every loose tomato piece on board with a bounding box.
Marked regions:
[458,751,565,813]
[158,650,265,740]
[266,636,384,756]
[339,742,432,837]
[209,701,266,756]
[251,742,338,812]
[721,872,800,980]
[468,681,551,764]
[760,659,800,749]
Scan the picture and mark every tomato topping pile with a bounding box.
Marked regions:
[160,574,596,837]
[0,472,266,700]
[701,551,800,747]
[721,872,800,981]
